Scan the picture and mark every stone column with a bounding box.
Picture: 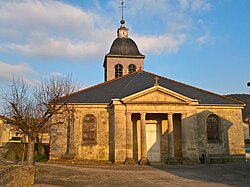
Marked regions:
[139,113,150,165]
[167,113,178,164]
[125,112,135,164]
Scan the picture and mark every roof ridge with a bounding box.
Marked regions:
[63,69,144,99]
[141,70,244,105]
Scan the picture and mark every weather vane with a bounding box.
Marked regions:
[119,0,126,20]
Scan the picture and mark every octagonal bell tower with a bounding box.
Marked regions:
[103,19,145,82]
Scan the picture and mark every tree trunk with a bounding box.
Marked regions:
[27,138,35,166]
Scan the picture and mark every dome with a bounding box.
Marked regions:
[108,38,144,57]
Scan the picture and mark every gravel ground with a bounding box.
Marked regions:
[34,161,250,187]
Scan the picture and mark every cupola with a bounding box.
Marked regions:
[103,19,145,82]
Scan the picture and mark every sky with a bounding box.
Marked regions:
[0,0,250,95]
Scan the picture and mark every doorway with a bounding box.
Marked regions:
[146,121,161,162]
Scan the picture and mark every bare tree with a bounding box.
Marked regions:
[0,75,76,165]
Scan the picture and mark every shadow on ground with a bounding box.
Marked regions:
[150,161,250,187]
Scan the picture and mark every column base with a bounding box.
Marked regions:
[139,157,150,165]
[166,157,178,165]
[124,158,137,165]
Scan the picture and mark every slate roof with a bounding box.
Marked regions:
[65,70,243,105]
[107,38,144,57]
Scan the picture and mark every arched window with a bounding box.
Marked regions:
[115,64,123,78]
[82,114,97,145]
[206,114,220,143]
[128,64,136,73]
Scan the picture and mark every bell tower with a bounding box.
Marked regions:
[103,19,145,82]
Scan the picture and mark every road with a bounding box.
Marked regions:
[34,161,250,187]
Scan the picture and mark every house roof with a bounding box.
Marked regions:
[65,70,243,105]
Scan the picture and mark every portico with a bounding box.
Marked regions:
[124,111,186,164]
[110,85,199,164]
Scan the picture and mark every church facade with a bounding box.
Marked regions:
[50,19,246,164]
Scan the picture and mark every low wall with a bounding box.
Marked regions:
[1,142,49,161]
[0,165,35,186]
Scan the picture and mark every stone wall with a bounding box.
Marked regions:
[0,165,35,187]
[1,142,26,160]
[181,112,199,164]
[197,106,245,161]
[0,121,13,147]
[112,100,127,163]
[49,93,245,164]
[50,105,110,161]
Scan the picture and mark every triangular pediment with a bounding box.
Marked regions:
[122,86,197,104]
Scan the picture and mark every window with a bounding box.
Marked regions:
[206,114,220,143]
[115,64,123,78]
[82,114,97,145]
[128,64,136,73]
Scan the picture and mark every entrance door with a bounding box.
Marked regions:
[146,122,161,162]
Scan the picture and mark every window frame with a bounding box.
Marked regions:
[82,114,97,145]
[115,64,123,78]
[206,114,221,143]
[128,64,136,73]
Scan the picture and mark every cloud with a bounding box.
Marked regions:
[0,36,106,60]
[0,0,98,39]
[0,61,34,81]
[191,0,211,12]
[0,0,115,60]
[134,34,187,54]
[0,0,212,61]
[196,34,210,45]
[179,0,211,12]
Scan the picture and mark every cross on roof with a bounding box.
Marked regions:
[154,76,159,86]
[119,0,126,20]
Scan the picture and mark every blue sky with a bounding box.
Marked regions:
[0,0,249,95]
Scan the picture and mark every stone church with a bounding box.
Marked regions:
[50,19,246,164]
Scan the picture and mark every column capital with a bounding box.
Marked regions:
[168,112,174,117]
[140,112,146,119]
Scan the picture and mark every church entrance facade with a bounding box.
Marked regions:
[129,112,183,164]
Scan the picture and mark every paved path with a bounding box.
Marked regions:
[34,162,250,187]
